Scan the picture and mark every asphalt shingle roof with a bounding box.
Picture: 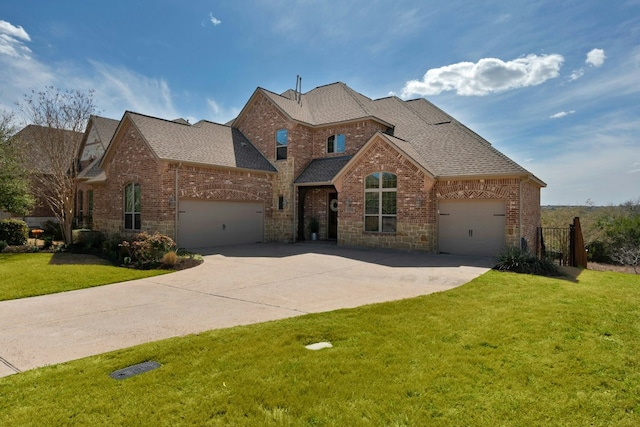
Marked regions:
[263,82,541,181]
[295,156,353,184]
[77,115,120,179]
[127,113,276,172]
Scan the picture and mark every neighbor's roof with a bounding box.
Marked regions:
[124,112,276,172]
[77,115,120,180]
[295,156,353,185]
[255,82,543,183]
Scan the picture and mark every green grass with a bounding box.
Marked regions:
[0,253,168,301]
[1,269,640,426]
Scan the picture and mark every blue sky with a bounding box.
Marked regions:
[1,0,638,206]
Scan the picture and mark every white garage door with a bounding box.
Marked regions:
[438,200,506,257]
[178,200,264,249]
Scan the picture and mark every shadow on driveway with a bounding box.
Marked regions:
[193,242,495,269]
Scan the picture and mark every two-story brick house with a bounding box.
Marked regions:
[85,81,545,256]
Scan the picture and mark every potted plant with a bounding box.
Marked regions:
[309,217,320,241]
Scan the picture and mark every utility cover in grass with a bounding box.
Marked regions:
[109,361,161,380]
[305,342,333,350]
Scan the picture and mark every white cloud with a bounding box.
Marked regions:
[209,13,222,26]
[89,61,178,119]
[0,20,32,59]
[550,110,575,119]
[586,48,606,67]
[569,68,584,81]
[401,54,564,97]
[206,98,240,123]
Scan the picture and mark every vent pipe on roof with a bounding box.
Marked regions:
[295,75,303,106]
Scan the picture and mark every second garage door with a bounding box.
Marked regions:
[178,200,264,249]
[438,200,506,257]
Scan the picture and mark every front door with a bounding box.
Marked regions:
[328,192,338,239]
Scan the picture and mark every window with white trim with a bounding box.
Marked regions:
[327,134,345,153]
[276,129,288,160]
[364,172,397,232]
[124,182,141,230]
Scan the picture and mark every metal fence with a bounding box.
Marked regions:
[537,217,588,267]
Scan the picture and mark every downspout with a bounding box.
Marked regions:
[519,176,532,250]
[174,163,181,244]
[292,181,297,243]
[519,178,523,249]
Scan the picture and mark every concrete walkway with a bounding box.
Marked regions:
[0,243,492,378]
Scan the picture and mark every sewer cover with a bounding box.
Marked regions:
[305,342,333,351]
[109,361,161,380]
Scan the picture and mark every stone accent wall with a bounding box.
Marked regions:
[267,158,296,242]
[337,137,436,251]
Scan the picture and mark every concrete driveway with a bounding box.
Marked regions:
[0,243,492,378]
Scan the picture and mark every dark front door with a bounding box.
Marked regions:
[328,192,338,239]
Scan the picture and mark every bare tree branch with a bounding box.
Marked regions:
[18,87,96,244]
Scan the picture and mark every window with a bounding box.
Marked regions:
[124,183,141,230]
[364,172,397,232]
[278,195,285,210]
[327,134,346,153]
[87,190,94,217]
[276,129,288,160]
[77,190,84,220]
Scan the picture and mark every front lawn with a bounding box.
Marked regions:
[1,269,639,426]
[0,253,169,301]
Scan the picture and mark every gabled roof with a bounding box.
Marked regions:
[243,82,544,185]
[14,124,83,175]
[103,112,276,173]
[77,115,120,180]
[295,156,353,185]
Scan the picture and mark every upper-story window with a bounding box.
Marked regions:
[276,129,288,160]
[124,182,141,230]
[364,172,397,233]
[327,134,346,154]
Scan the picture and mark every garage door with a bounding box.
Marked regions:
[438,200,506,257]
[178,200,264,249]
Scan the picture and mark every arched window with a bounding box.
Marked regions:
[327,134,345,153]
[124,183,141,230]
[276,129,288,160]
[364,172,397,232]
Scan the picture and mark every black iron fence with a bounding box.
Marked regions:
[537,217,588,268]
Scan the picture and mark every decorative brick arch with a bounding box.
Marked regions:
[179,186,267,203]
[437,189,504,200]
[435,179,519,200]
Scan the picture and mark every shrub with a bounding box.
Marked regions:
[162,250,178,267]
[0,219,29,245]
[42,220,63,241]
[102,233,126,263]
[586,240,612,263]
[120,232,177,267]
[0,240,7,252]
[72,229,105,250]
[493,246,562,276]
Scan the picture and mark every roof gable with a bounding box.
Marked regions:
[101,112,275,173]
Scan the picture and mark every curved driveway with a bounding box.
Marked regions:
[0,243,492,377]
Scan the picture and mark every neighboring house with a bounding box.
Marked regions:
[86,82,545,256]
[10,124,83,228]
[76,115,120,228]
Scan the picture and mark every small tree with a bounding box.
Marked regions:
[602,199,640,274]
[18,87,96,244]
[0,110,34,216]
